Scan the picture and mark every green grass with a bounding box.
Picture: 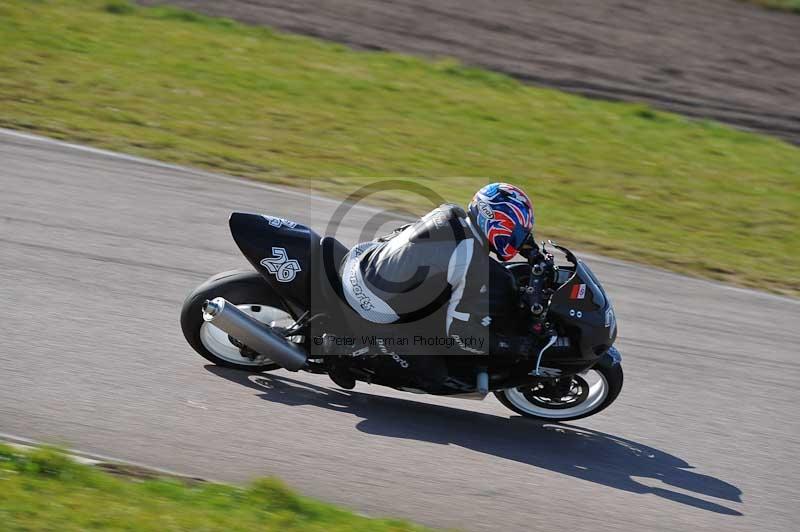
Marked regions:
[0,0,798,294]
[743,0,800,13]
[0,444,428,531]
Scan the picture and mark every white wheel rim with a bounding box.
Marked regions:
[503,370,609,419]
[199,303,293,366]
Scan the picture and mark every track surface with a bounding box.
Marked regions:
[1,129,799,531]
[139,0,800,143]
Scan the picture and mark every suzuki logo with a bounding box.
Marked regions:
[261,247,302,283]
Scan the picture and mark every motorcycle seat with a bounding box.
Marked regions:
[316,236,348,308]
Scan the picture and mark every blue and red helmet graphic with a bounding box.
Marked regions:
[468,183,534,261]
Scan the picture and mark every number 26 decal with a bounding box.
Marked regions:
[261,247,302,283]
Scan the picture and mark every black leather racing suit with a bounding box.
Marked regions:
[340,203,518,390]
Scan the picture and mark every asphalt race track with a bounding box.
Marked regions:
[1,129,799,531]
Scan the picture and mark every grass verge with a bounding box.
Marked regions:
[0,0,798,294]
[743,0,800,13]
[0,444,428,531]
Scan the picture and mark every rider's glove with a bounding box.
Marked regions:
[517,233,539,260]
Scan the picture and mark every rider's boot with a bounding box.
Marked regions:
[327,359,356,389]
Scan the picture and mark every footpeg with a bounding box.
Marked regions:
[476,370,489,395]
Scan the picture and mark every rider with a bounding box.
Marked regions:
[333,183,536,390]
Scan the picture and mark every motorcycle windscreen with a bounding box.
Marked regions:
[549,260,616,358]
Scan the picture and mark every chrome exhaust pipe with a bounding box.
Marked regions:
[202,297,307,371]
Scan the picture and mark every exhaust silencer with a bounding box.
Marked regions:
[202,297,307,371]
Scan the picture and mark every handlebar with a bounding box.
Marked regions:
[519,235,557,338]
[517,236,561,374]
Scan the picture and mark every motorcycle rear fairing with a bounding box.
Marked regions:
[229,212,351,322]
[229,212,320,316]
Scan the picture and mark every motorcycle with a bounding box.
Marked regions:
[180,212,623,421]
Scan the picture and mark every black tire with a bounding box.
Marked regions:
[180,269,293,372]
[494,363,623,421]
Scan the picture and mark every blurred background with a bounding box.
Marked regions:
[1,1,798,531]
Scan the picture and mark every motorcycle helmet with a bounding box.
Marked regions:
[467,182,534,261]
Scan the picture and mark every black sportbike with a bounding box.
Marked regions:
[181,212,623,421]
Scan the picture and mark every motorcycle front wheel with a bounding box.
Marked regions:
[494,363,623,421]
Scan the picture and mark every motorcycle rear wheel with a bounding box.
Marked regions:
[495,363,623,421]
[181,270,295,372]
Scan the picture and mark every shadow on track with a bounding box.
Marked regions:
[207,366,743,516]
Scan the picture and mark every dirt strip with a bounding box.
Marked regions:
[138,0,800,143]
